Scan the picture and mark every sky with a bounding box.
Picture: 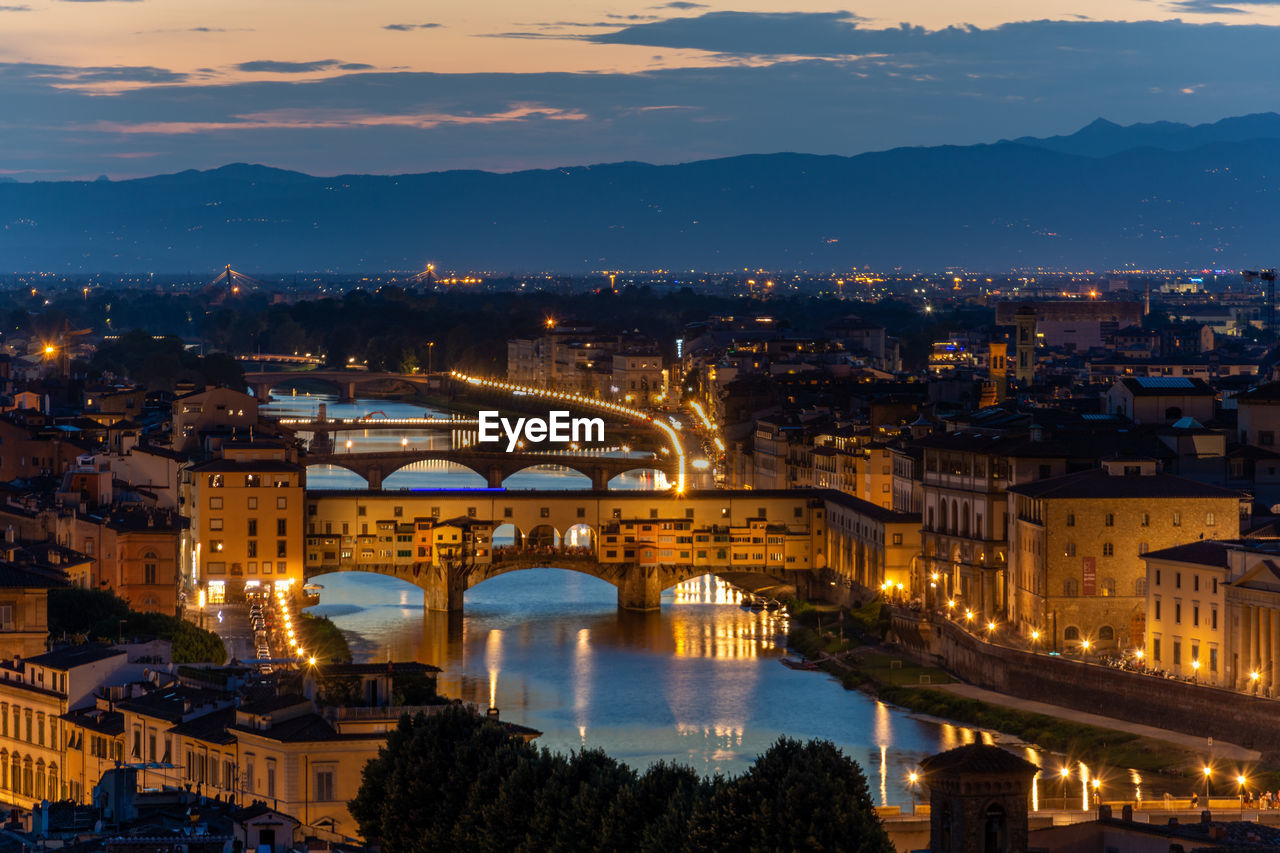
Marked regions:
[4,0,1280,179]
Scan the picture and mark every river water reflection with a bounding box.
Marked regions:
[269,390,1045,806]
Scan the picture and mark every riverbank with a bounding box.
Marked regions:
[786,601,1272,794]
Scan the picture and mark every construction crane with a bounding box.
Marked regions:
[1243,269,1278,341]
[42,318,92,377]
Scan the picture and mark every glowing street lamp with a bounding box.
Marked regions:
[1091,777,1101,807]
[908,771,919,814]
[1204,766,1212,804]
[1060,766,1070,810]
[1239,774,1248,814]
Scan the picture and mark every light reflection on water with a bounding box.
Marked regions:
[305,567,1028,804]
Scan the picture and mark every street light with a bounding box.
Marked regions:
[1192,659,1201,680]
[1204,766,1212,805]
[1081,639,1091,656]
[1238,774,1247,814]
[908,771,919,814]
[1060,766,1070,810]
[1091,777,1101,807]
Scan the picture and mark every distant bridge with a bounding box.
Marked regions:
[303,448,675,489]
[278,416,479,431]
[237,354,324,366]
[244,369,442,402]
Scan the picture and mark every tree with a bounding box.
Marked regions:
[350,706,537,851]
[688,738,895,853]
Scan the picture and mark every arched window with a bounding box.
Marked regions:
[1100,577,1116,597]
[47,762,57,801]
[0,750,8,790]
[1064,626,1081,642]
[143,551,159,585]
[9,752,17,793]
[1134,578,1148,596]
[22,757,33,797]
[1098,625,1115,641]
[984,803,1008,853]
[1063,578,1079,597]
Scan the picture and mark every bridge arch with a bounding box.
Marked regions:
[502,463,593,490]
[606,466,672,490]
[259,376,349,399]
[383,460,487,490]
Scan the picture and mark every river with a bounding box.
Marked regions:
[265,388,1052,808]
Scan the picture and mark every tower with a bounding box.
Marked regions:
[1013,307,1036,387]
[921,743,1039,853]
[986,341,1008,402]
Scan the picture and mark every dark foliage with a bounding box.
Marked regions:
[48,588,226,664]
[352,706,893,853]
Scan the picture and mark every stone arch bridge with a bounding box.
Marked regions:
[303,489,832,610]
[245,370,442,403]
[303,448,676,489]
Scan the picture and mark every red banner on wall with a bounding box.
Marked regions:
[1082,556,1096,596]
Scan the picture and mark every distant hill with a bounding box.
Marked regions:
[4,115,1280,272]
[1009,112,1280,158]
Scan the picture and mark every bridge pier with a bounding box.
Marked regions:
[366,467,384,490]
[420,565,467,611]
[617,564,662,611]
[591,467,610,490]
[487,467,505,489]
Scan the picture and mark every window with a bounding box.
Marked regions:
[209,497,223,510]
[1173,511,1182,527]
[266,758,276,797]
[1175,572,1182,589]
[1139,542,1148,555]
[1194,575,1200,591]
[246,474,261,488]
[1172,640,1181,665]
[210,540,224,553]
[277,496,288,510]
[1065,542,1076,557]
[144,561,157,585]
[1134,578,1147,596]
[277,540,287,559]
[1263,431,1276,447]
[394,506,403,517]
[207,474,224,488]
[315,766,336,801]
[1063,579,1079,597]
[277,518,287,536]
[1193,605,1200,626]
[1212,609,1218,630]
[1155,569,1161,585]
[1154,599,1161,620]
[1153,636,1162,662]
[209,518,223,531]
[1102,543,1113,557]
[1210,647,1219,672]
[1206,512,1216,527]
[892,533,903,545]
[1098,625,1115,641]
[1064,626,1080,641]
[247,518,258,537]
[0,605,11,631]
[1175,602,1181,623]
[247,540,257,558]
[1065,512,1075,527]
[1142,513,1150,527]
[1104,513,1114,527]
[247,496,257,510]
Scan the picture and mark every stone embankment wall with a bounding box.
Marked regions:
[895,610,1280,757]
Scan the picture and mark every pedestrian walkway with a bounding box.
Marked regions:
[935,683,1261,761]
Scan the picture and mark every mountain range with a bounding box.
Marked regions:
[4,113,1280,273]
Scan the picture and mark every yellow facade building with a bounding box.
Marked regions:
[185,442,304,604]
[1007,459,1244,652]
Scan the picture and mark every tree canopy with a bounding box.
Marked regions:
[351,706,894,853]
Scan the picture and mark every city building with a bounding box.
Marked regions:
[184,442,304,604]
[1006,459,1244,652]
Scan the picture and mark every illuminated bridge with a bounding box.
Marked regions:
[303,488,918,611]
[303,448,675,490]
